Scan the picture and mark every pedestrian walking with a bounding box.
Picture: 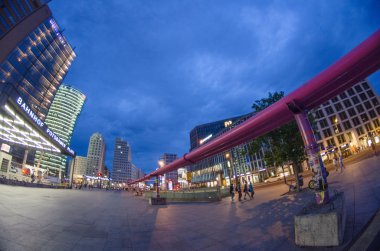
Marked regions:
[333,153,338,172]
[339,153,344,172]
[243,181,250,200]
[229,183,235,202]
[249,182,254,199]
[371,142,377,156]
[237,182,242,201]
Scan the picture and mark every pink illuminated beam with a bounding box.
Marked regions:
[131,29,380,184]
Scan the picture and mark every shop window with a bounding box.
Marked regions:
[367,90,375,98]
[331,97,339,103]
[347,88,355,96]
[315,109,325,119]
[355,85,363,93]
[325,106,334,115]
[333,124,342,134]
[369,110,377,119]
[336,134,346,144]
[365,123,373,132]
[339,111,348,121]
[343,121,352,130]
[348,108,356,117]
[356,104,364,113]
[323,128,332,138]
[362,82,370,90]
[326,138,336,147]
[359,93,368,101]
[352,96,360,104]
[364,101,372,110]
[334,103,343,112]
[356,126,365,136]
[373,119,380,128]
[343,99,352,108]
[352,117,360,126]
[372,98,379,107]
[361,113,369,123]
[339,92,347,99]
[319,119,329,128]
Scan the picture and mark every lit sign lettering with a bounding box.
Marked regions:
[49,19,67,47]
[200,134,213,145]
[17,97,44,127]
[14,96,75,156]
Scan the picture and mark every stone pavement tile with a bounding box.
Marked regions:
[38,240,77,251]
[183,236,220,250]
[103,237,132,249]
[0,240,29,251]
[71,237,106,251]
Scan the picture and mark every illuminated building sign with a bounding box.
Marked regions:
[224,121,232,127]
[14,96,75,156]
[200,134,213,145]
[49,19,67,47]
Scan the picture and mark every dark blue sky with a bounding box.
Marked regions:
[49,0,380,174]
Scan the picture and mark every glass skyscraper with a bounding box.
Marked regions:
[0,1,76,160]
[34,84,85,177]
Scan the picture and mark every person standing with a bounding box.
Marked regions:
[237,182,242,201]
[249,182,254,199]
[229,183,235,202]
[339,153,344,172]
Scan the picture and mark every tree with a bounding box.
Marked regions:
[247,91,306,191]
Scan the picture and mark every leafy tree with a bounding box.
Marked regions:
[246,91,306,191]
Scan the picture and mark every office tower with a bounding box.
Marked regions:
[0,1,77,175]
[111,138,132,183]
[0,1,76,120]
[86,133,105,176]
[34,84,85,177]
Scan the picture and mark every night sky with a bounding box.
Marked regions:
[49,0,380,174]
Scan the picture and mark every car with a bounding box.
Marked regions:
[9,166,18,173]
[264,176,282,183]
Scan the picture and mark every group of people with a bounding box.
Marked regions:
[229,181,254,202]
[332,152,345,172]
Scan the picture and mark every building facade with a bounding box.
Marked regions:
[311,79,380,158]
[187,79,380,188]
[159,153,179,190]
[111,138,132,183]
[188,112,267,188]
[0,1,76,120]
[70,155,87,176]
[0,1,76,181]
[86,133,106,176]
[34,84,85,177]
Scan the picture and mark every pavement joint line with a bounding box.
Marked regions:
[347,202,380,250]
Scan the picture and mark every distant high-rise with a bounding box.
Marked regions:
[159,153,178,189]
[34,84,85,177]
[71,156,87,176]
[111,138,132,183]
[86,133,106,176]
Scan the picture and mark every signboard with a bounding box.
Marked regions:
[12,95,75,156]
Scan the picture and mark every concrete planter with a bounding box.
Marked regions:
[294,191,346,246]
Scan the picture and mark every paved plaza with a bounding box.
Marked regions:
[0,154,379,251]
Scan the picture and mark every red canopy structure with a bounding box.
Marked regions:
[131,29,380,184]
